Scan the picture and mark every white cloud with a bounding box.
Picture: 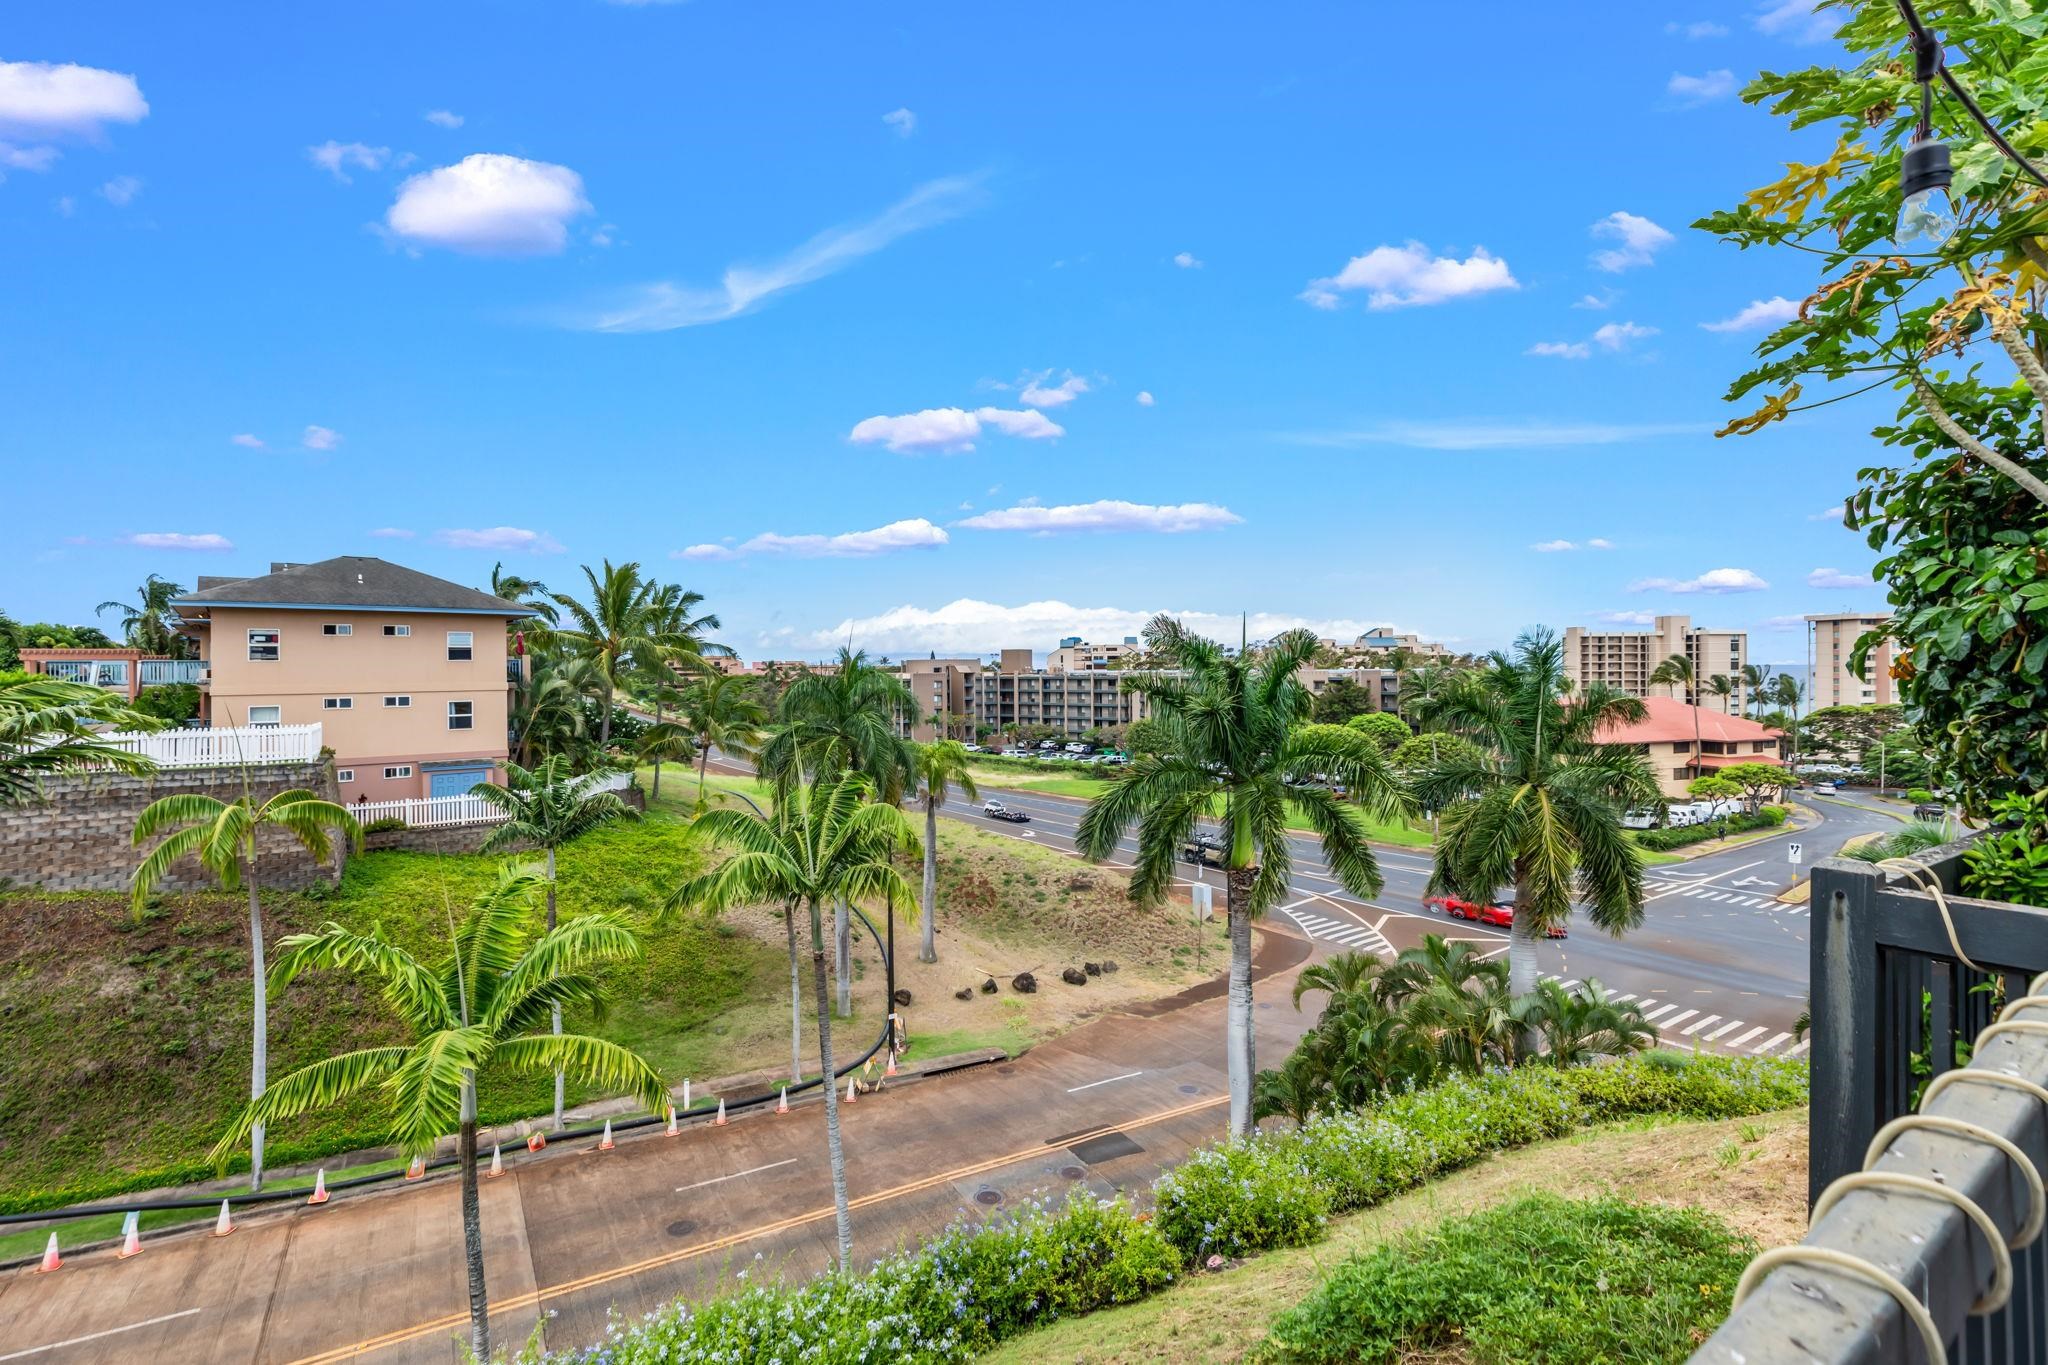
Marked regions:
[1301,242,1518,311]
[1590,211,1674,272]
[1136,390,1155,406]
[800,598,1425,656]
[229,433,265,450]
[1018,373,1089,408]
[0,142,59,174]
[1531,539,1578,552]
[1593,320,1658,350]
[1527,341,1591,360]
[386,153,591,256]
[975,407,1063,439]
[1755,0,1836,43]
[584,174,986,331]
[677,517,948,561]
[1587,538,1615,550]
[1628,567,1771,594]
[1807,567,1870,589]
[958,500,1241,535]
[367,527,415,539]
[308,140,391,184]
[1808,505,1845,522]
[1594,610,1661,625]
[846,405,1064,454]
[1573,292,1614,310]
[1173,251,1203,269]
[424,109,464,129]
[1763,614,1810,629]
[98,174,140,206]
[1668,69,1737,104]
[1284,420,1704,451]
[434,526,565,553]
[53,194,73,215]
[882,107,916,137]
[1667,20,1731,38]
[301,425,343,451]
[121,532,233,552]
[1702,296,1800,333]
[0,60,147,140]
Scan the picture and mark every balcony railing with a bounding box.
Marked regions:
[354,770,630,830]
[97,722,324,767]
[139,659,205,686]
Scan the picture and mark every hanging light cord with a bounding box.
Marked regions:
[1896,0,2048,190]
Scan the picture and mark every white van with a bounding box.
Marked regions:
[1622,807,1662,830]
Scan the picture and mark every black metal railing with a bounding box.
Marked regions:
[1696,838,2048,1364]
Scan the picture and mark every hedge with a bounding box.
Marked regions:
[545,1054,1805,1363]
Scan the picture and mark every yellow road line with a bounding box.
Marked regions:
[287,1093,1225,1363]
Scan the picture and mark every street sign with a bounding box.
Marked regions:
[1788,842,1803,865]
[1190,882,1214,923]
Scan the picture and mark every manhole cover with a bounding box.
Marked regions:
[1178,1083,1203,1095]
[1058,1165,1087,1181]
[665,1218,698,1238]
[973,1187,1003,1206]
[1070,1132,1145,1165]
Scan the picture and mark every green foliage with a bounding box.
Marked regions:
[1757,804,1790,825]
[1265,1195,1754,1364]
[1343,711,1411,752]
[1797,704,1906,762]
[0,673,163,805]
[1965,791,2048,906]
[1907,787,1936,804]
[1123,717,1166,758]
[130,682,200,723]
[1309,675,1376,724]
[549,1192,1180,1364]
[0,616,116,671]
[1686,776,1741,801]
[1635,809,1784,851]
[1387,730,1480,774]
[1717,762,1790,808]
[1846,818,1954,864]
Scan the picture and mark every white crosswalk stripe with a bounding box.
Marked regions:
[1705,1020,1745,1041]
[1725,1026,1769,1049]
[1661,1009,1699,1029]
[1681,1014,1722,1036]
[1753,1031,1793,1055]
[1639,1003,1680,1022]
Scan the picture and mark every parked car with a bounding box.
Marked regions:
[1182,834,1227,867]
[1621,807,1662,830]
[1037,740,1060,750]
[1063,742,1091,754]
[982,800,1031,823]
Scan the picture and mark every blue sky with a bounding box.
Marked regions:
[3,0,1882,664]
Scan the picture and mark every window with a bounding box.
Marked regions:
[383,695,411,708]
[322,697,353,710]
[248,628,281,662]
[336,769,355,783]
[447,630,473,662]
[384,765,413,780]
[248,705,282,726]
[322,623,353,636]
[1673,767,1693,780]
[448,700,474,730]
[383,624,411,637]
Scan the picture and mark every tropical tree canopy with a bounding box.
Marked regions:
[758,648,915,798]
[96,574,190,657]
[0,672,160,805]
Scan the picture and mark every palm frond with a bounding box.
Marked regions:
[208,1046,410,1171]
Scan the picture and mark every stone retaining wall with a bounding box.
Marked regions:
[0,762,344,892]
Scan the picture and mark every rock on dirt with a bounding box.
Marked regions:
[1083,961,1101,977]
[1101,960,1119,974]
[1011,971,1037,994]
[979,976,998,995]
[893,988,912,1006]
[1061,966,1088,986]
[954,986,974,1001]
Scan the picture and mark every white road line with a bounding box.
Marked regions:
[1610,993,1638,1004]
[0,1310,203,1362]
[675,1158,800,1193]
[1752,1032,1793,1055]
[1787,1039,1812,1058]
[1065,1070,1144,1094]
[1706,1020,1746,1041]
[1726,1026,1769,1049]
[1661,1009,1699,1029]
[1681,1014,1723,1036]
[1639,1003,1679,1022]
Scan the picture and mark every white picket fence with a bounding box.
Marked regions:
[355,770,633,830]
[98,722,325,768]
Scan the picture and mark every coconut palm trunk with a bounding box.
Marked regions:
[1509,864,1542,999]
[809,895,853,1269]
[599,678,614,749]
[245,864,268,1191]
[834,894,852,1017]
[784,901,803,1082]
[1224,864,1258,1137]
[697,745,713,804]
[458,1075,488,1362]
[547,846,564,1130]
[650,699,664,801]
[920,799,939,963]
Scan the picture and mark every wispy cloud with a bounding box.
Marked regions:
[1531,539,1578,552]
[1808,505,1845,522]
[1755,0,1836,44]
[1594,610,1660,625]
[308,140,391,184]
[1282,419,1704,451]
[302,425,343,451]
[1300,242,1518,311]
[1667,69,1737,105]
[368,527,415,539]
[1702,297,1800,333]
[1629,567,1770,594]
[424,109,464,129]
[1526,341,1590,360]
[801,599,1429,656]
[1173,250,1203,269]
[1590,211,1674,272]
[1017,372,1090,408]
[1136,390,1156,407]
[229,433,266,450]
[1807,567,1870,589]
[1667,19,1730,38]
[849,406,1063,454]
[434,526,565,553]
[676,517,947,561]
[98,174,141,206]
[957,500,1241,534]
[1587,538,1615,550]
[580,174,987,332]
[120,532,233,552]
[1528,320,1659,360]
[882,107,916,137]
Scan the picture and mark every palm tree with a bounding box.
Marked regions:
[910,741,978,963]
[1705,672,1736,718]
[1741,664,1771,720]
[636,582,729,800]
[662,774,918,1269]
[1414,628,1662,1010]
[1403,960,1524,1072]
[761,648,916,1017]
[1648,652,1704,783]
[0,674,160,805]
[131,786,361,1189]
[1521,978,1657,1065]
[679,670,768,804]
[549,563,714,750]
[510,655,598,769]
[636,716,697,803]
[470,756,635,1130]
[208,868,667,1364]
[1289,948,1387,1008]
[488,562,558,626]
[1077,618,1409,1138]
[96,574,189,658]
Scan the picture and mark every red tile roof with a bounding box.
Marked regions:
[1597,696,1787,746]
[1689,751,1785,769]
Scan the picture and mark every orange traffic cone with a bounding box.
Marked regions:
[597,1119,615,1151]
[116,1212,142,1259]
[664,1105,678,1137]
[211,1199,234,1238]
[776,1086,790,1115]
[714,1098,728,1126]
[34,1232,60,1273]
[405,1155,426,1181]
[886,1049,898,1077]
[845,1074,858,1105]
[527,1131,547,1153]
[485,1144,504,1179]
[308,1168,330,1205]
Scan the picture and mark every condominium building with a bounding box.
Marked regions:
[1563,614,1749,715]
[1597,697,1789,800]
[1047,636,1142,672]
[1351,628,1449,660]
[1807,613,1897,709]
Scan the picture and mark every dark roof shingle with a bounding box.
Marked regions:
[171,557,526,616]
